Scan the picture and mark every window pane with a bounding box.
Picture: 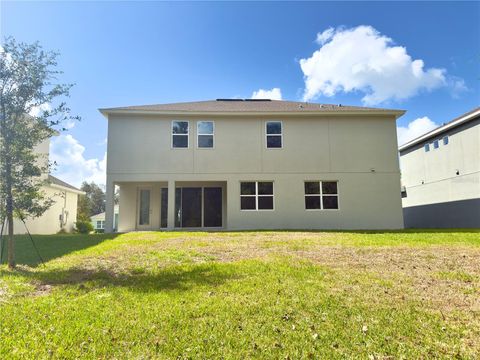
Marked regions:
[443,136,449,145]
[198,135,213,148]
[323,196,338,209]
[322,181,338,195]
[433,140,439,149]
[258,196,273,210]
[240,196,256,210]
[305,196,321,209]
[241,182,256,195]
[305,182,320,195]
[267,135,282,148]
[139,189,150,225]
[424,144,430,152]
[258,182,273,195]
[173,135,188,148]
[175,188,182,227]
[266,122,282,134]
[161,188,168,228]
[198,121,213,135]
[172,121,188,134]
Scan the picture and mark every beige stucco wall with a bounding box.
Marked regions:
[107,113,404,230]
[400,119,480,207]
[10,185,79,235]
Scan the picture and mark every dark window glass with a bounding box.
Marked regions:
[258,196,274,210]
[323,196,338,209]
[198,121,213,134]
[204,188,222,227]
[322,181,338,195]
[241,182,256,195]
[139,189,150,225]
[175,188,182,227]
[258,182,273,195]
[240,196,256,210]
[424,144,430,152]
[267,136,282,148]
[161,188,168,228]
[181,188,202,227]
[443,136,449,145]
[433,140,439,149]
[172,121,188,134]
[198,135,213,148]
[305,182,320,195]
[266,122,282,134]
[173,135,188,148]
[305,196,321,210]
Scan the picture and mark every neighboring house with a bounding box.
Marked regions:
[100,99,405,232]
[2,137,84,235]
[399,107,480,228]
[91,205,119,232]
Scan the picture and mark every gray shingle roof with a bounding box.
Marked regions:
[48,175,82,192]
[100,99,404,114]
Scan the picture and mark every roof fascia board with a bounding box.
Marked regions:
[100,109,405,119]
[49,183,85,195]
[399,108,480,152]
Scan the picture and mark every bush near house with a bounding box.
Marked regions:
[0,230,479,358]
[74,220,94,234]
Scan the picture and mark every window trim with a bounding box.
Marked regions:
[304,180,340,211]
[240,181,275,211]
[265,121,283,149]
[171,120,190,149]
[196,121,215,149]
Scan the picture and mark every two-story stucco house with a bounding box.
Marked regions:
[399,107,480,228]
[100,99,405,232]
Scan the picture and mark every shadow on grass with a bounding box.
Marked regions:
[0,233,120,267]
[1,262,237,293]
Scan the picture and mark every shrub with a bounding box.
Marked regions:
[75,221,94,234]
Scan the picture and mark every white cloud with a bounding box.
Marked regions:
[397,116,438,146]
[29,103,52,117]
[50,134,106,187]
[449,76,468,98]
[251,87,282,100]
[300,26,448,105]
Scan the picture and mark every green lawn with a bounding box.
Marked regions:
[1,230,479,359]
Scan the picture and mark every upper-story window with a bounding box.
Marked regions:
[172,121,189,148]
[197,121,214,148]
[433,140,439,149]
[443,136,449,145]
[424,144,430,152]
[266,121,282,148]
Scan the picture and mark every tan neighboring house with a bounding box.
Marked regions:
[399,107,480,228]
[100,99,405,232]
[2,137,84,235]
[91,205,119,232]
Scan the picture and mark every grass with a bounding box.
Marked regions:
[1,230,479,359]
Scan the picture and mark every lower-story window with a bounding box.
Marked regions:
[304,181,339,210]
[240,181,274,210]
[96,220,105,229]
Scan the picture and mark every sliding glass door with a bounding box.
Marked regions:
[175,187,222,228]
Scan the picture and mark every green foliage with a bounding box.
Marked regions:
[0,37,78,221]
[77,182,105,221]
[75,221,93,234]
[0,231,479,358]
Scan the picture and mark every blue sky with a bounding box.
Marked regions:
[2,1,479,186]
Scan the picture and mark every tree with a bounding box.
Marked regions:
[0,38,78,269]
[77,181,105,221]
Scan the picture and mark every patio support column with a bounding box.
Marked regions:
[167,180,175,229]
[105,180,115,233]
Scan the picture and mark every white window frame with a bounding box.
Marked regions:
[171,120,189,149]
[197,121,215,149]
[265,121,283,149]
[240,181,275,211]
[304,180,340,211]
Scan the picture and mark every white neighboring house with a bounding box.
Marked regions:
[91,205,119,232]
[399,107,480,228]
[2,137,84,235]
